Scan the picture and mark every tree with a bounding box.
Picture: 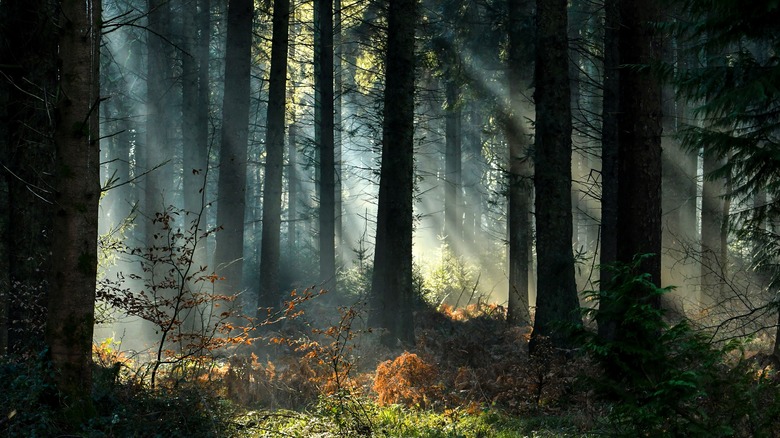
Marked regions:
[0,0,58,354]
[182,0,211,220]
[315,0,336,291]
[597,0,619,340]
[46,0,101,418]
[213,0,252,297]
[444,79,462,247]
[598,0,664,348]
[530,0,582,351]
[673,0,780,358]
[506,0,532,326]
[615,0,663,293]
[370,0,417,346]
[145,0,175,220]
[259,0,291,310]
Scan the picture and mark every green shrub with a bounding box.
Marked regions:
[581,257,780,437]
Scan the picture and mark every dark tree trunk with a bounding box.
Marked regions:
[182,0,210,219]
[444,80,462,247]
[370,0,417,347]
[530,0,581,351]
[597,0,620,340]
[47,0,101,417]
[259,0,291,310]
[334,0,344,265]
[214,0,252,296]
[286,3,299,274]
[315,0,336,291]
[0,0,58,355]
[145,0,174,219]
[506,0,532,326]
[615,0,663,287]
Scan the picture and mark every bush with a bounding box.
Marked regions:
[581,258,780,437]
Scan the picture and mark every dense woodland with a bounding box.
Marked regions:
[2,0,780,436]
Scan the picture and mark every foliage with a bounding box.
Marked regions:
[418,243,484,308]
[0,348,236,437]
[581,260,780,437]
[672,0,780,285]
[374,351,442,408]
[233,402,585,437]
[0,350,57,436]
[96,206,254,388]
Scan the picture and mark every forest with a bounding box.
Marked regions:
[1,0,780,436]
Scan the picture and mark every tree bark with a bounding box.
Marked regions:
[145,0,174,219]
[506,0,532,326]
[0,0,58,355]
[315,0,336,292]
[259,0,291,310]
[444,80,462,247]
[615,0,663,294]
[531,0,582,351]
[597,0,620,340]
[370,0,417,346]
[47,0,101,417]
[214,0,252,297]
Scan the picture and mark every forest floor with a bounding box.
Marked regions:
[3,300,780,436]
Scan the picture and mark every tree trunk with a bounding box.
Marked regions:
[334,0,344,265]
[370,0,417,347]
[182,0,210,219]
[315,0,336,292]
[259,0,291,310]
[214,0,252,297]
[0,0,58,355]
[700,156,729,309]
[47,0,101,418]
[597,0,620,340]
[444,80,462,247]
[145,0,174,219]
[614,0,664,327]
[506,0,532,326]
[531,0,582,352]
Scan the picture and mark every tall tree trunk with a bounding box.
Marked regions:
[506,0,532,326]
[214,0,252,297]
[370,0,417,347]
[316,0,336,291]
[0,0,58,355]
[462,104,483,249]
[616,0,663,284]
[145,0,174,219]
[700,154,725,307]
[259,0,290,310]
[182,0,210,219]
[597,0,620,340]
[530,0,582,352]
[613,0,664,340]
[334,0,344,265]
[444,80,462,247]
[286,2,299,276]
[47,0,101,418]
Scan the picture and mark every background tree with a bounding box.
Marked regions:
[259,0,291,310]
[530,0,581,351]
[315,0,336,292]
[370,0,417,346]
[213,0,252,298]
